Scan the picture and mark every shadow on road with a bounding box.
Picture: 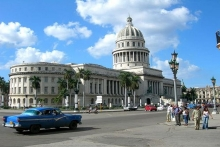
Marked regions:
[14,127,100,135]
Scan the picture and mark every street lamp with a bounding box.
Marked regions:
[216,31,220,49]
[169,51,179,106]
[211,77,219,114]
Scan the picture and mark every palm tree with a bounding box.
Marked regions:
[29,76,41,107]
[63,69,75,107]
[130,74,141,106]
[0,77,8,107]
[77,68,91,107]
[190,87,197,102]
[118,71,132,107]
[57,78,67,91]
[57,78,67,107]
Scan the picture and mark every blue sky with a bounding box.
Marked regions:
[0,0,220,88]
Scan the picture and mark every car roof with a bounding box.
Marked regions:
[26,107,59,111]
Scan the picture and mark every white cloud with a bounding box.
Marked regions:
[152,57,200,80]
[0,22,37,48]
[87,33,116,58]
[44,22,92,41]
[3,47,65,69]
[76,0,198,56]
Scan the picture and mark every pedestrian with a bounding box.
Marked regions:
[166,104,172,122]
[88,105,92,114]
[173,104,183,126]
[182,107,189,126]
[192,106,202,130]
[202,106,213,130]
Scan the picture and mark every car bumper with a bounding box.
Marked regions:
[2,123,21,128]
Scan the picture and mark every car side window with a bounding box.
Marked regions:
[43,110,52,115]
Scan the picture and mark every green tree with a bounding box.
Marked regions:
[29,76,41,107]
[130,74,141,106]
[63,69,75,107]
[118,71,132,106]
[189,87,197,101]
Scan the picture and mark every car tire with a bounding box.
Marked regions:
[16,129,23,133]
[69,121,77,130]
[30,125,40,134]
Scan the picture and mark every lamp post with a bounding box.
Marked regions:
[211,77,219,114]
[216,31,220,49]
[169,51,179,106]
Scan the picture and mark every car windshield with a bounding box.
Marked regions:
[22,110,41,116]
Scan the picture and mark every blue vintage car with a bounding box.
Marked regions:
[2,107,82,134]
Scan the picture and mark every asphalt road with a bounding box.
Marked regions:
[0,110,166,147]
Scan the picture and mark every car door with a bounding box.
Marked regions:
[40,109,55,128]
[53,109,67,127]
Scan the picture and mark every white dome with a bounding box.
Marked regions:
[117,17,144,40]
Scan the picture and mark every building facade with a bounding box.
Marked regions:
[8,17,182,108]
[195,86,220,104]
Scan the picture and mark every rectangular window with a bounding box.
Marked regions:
[90,83,92,93]
[52,67,55,71]
[44,77,48,82]
[18,87,21,94]
[45,67,48,71]
[14,79,16,83]
[30,88,33,93]
[23,87,27,94]
[24,67,27,71]
[38,67,41,71]
[19,68,21,71]
[44,87,48,94]
[19,78,21,82]
[133,42,135,47]
[31,67,33,71]
[15,68,17,72]
[24,77,27,82]
[99,84,102,94]
[14,87,16,94]
[51,87,55,94]
[51,77,55,82]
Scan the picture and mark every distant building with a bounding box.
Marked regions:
[195,86,220,103]
[8,17,182,108]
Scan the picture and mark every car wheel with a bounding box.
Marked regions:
[69,121,77,130]
[30,125,40,134]
[16,129,23,133]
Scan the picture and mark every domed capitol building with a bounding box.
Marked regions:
[8,17,182,108]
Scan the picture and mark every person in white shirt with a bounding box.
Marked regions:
[166,104,172,122]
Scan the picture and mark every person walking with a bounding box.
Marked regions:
[166,104,172,122]
[182,107,189,126]
[173,104,183,126]
[202,107,213,130]
[192,106,202,130]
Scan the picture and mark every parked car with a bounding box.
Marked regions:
[187,103,196,109]
[145,105,157,111]
[2,107,82,134]
[123,106,138,111]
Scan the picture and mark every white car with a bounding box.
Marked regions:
[157,105,164,111]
